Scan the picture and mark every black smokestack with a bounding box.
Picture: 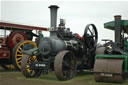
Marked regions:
[114,15,121,43]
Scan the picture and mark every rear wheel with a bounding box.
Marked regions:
[12,40,37,70]
[21,54,42,77]
[54,50,77,80]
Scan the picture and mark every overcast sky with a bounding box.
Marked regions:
[1,0,128,43]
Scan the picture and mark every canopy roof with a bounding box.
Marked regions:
[104,20,128,33]
[0,22,48,31]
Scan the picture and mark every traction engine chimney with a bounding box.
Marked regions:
[49,5,59,29]
[114,15,121,43]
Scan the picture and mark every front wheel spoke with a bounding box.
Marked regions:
[31,56,37,61]
[26,65,32,72]
[27,69,32,72]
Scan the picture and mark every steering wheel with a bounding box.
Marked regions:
[83,24,98,49]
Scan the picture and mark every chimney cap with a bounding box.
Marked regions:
[114,15,121,18]
[49,5,59,9]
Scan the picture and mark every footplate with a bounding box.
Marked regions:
[94,58,125,83]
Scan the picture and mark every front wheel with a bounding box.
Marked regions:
[21,54,42,78]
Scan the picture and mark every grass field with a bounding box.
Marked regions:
[0,67,128,85]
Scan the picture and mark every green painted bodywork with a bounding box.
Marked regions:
[96,20,128,72]
[124,40,128,53]
[22,48,38,56]
[95,40,128,72]
[104,20,128,33]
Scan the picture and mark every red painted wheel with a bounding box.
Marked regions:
[8,31,28,48]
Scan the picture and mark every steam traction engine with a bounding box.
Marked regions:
[21,5,98,80]
[0,22,47,70]
[94,15,128,83]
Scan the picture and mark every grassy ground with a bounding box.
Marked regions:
[0,67,128,85]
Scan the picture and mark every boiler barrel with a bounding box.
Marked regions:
[38,37,66,56]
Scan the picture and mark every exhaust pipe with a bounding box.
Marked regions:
[114,15,121,43]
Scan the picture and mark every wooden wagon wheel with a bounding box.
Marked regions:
[8,31,28,48]
[12,40,37,70]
